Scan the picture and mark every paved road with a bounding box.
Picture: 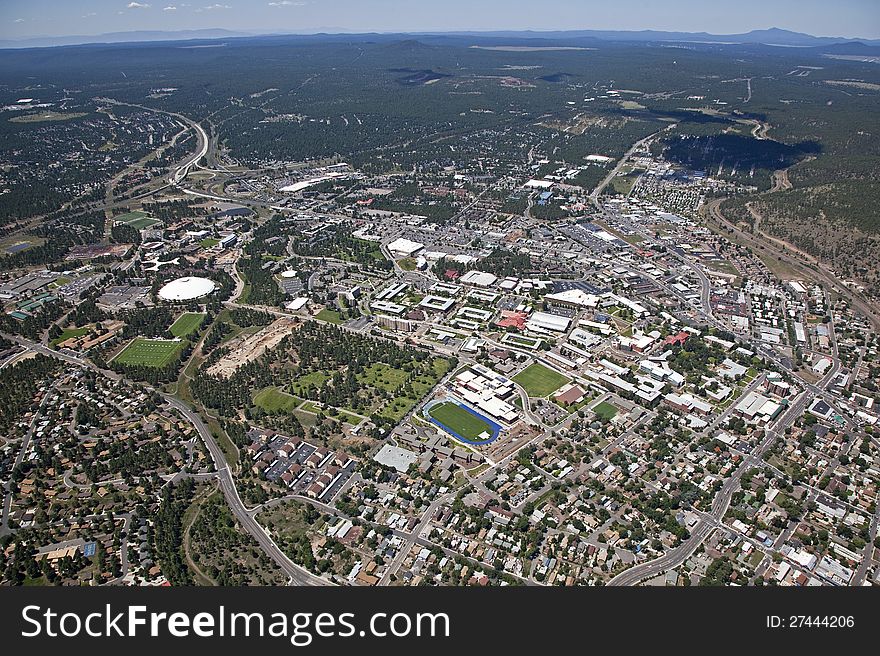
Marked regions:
[162,396,329,586]
[0,378,59,535]
[96,98,208,187]
[0,333,328,586]
[590,126,672,209]
[706,197,880,331]
[608,390,811,586]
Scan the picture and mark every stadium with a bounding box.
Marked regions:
[158,276,216,301]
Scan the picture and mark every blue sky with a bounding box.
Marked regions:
[2,0,879,40]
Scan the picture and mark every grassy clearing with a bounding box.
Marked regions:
[315,308,343,324]
[52,327,89,346]
[115,211,160,230]
[10,111,87,123]
[593,401,618,421]
[200,238,219,249]
[253,386,300,413]
[290,371,330,396]
[377,357,451,422]
[513,363,569,397]
[299,401,360,424]
[357,362,409,392]
[170,312,207,338]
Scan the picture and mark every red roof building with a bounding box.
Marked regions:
[663,331,690,347]
[496,310,528,330]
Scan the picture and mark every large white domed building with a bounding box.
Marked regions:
[158,276,216,301]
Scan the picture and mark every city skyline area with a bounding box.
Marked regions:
[0,1,876,650]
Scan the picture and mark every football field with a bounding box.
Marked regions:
[113,338,182,367]
[427,401,499,443]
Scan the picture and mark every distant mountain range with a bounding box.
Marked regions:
[439,27,880,47]
[1,26,879,50]
[0,29,250,50]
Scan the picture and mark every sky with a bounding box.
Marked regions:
[2,0,879,40]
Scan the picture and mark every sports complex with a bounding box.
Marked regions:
[424,397,501,445]
[158,276,216,301]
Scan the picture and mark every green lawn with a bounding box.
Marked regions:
[428,402,493,441]
[113,338,182,367]
[315,308,343,324]
[593,401,618,421]
[290,371,330,397]
[299,401,360,424]
[170,312,207,338]
[200,238,219,249]
[513,363,569,397]
[253,386,300,413]
[51,327,89,346]
[357,362,409,392]
[377,358,451,422]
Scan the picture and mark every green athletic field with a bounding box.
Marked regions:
[113,338,182,367]
[512,363,569,397]
[115,211,160,230]
[593,401,618,421]
[428,402,493,441]
[169,312,207,337]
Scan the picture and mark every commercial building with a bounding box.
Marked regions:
[459,270,498,287]
[526,311,571,333]
[387,237,424,257]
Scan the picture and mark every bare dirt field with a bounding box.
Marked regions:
[207,318,296,378]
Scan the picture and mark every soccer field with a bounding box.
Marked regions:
[114,338,182,367]
[428,401,497,442]
[170,312,207,337]
[512,363,569,397]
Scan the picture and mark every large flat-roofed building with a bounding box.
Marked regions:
[419,295,456,313]
[663,392,712,416]
[459,270,498,287]
[375,282,408,301]
[375,314,413,332]
[735,391,783,423]
[451,367,519,424]
[526,311,571,333]
[387,237,424,258]
[373,444,418,473]
[370,300,406,315]
[545,289,600,309]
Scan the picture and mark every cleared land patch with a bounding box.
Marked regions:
[593,401,619,421]
[10,111,88,123]
[115,211,161,230]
